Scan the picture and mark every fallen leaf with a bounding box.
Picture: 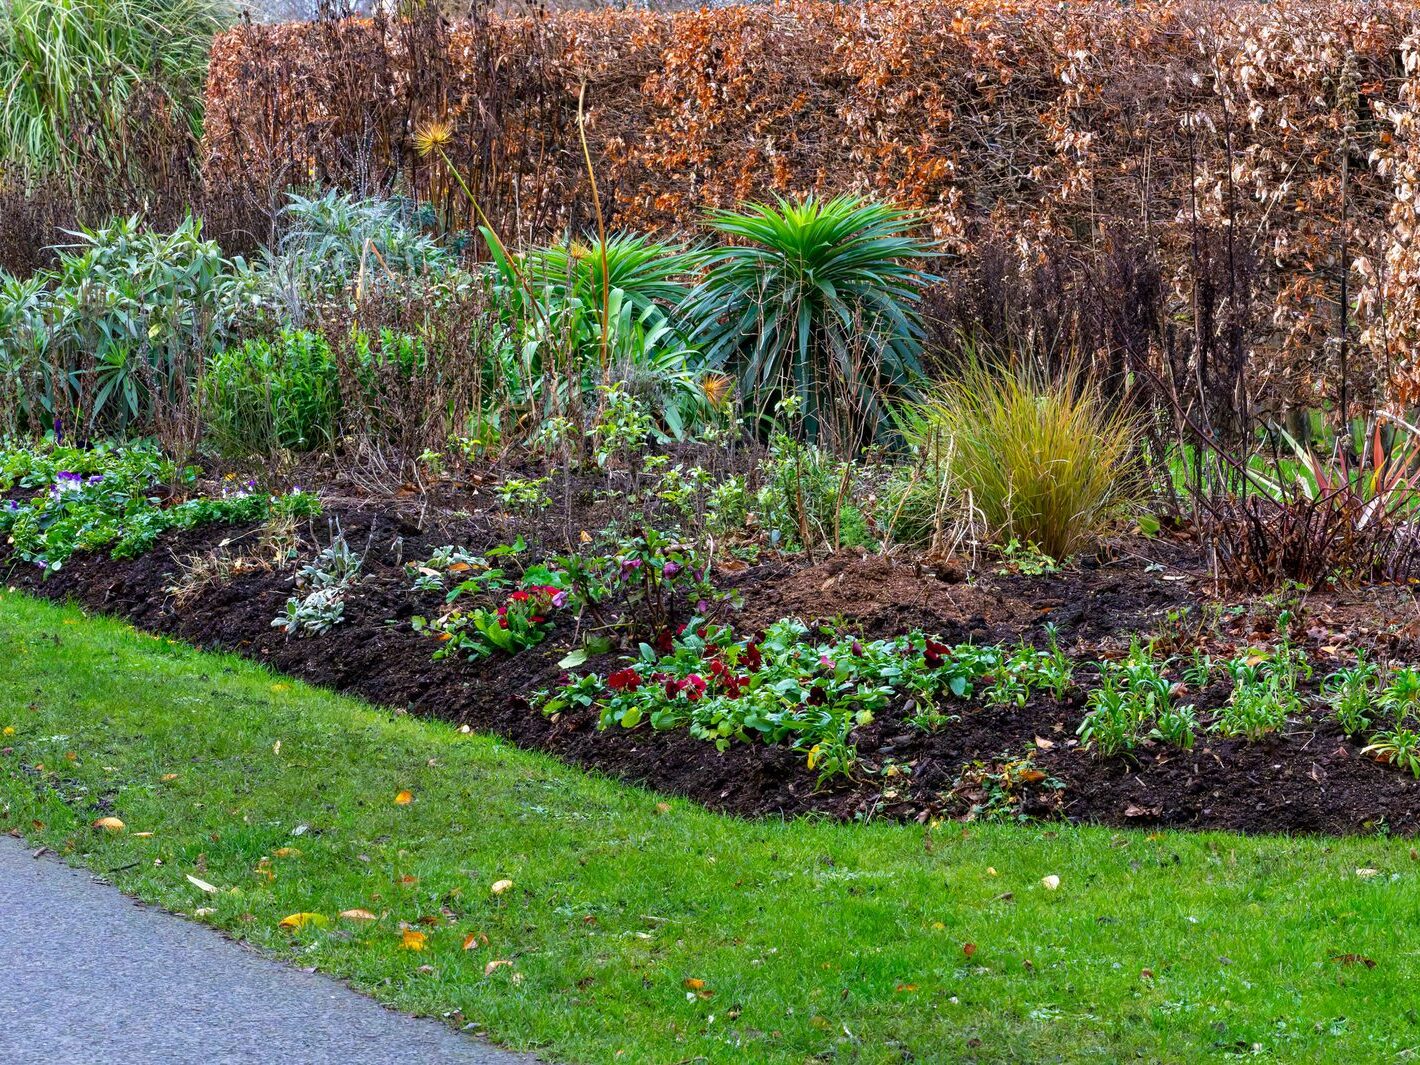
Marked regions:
[683,978,705,990]
[485,958,512,975]
[278,912,328,930]
[194,907,216,917]
[394,790,413,806]
[92,816,125,833]
[273,847,301,858]
[462,932,488,950]
[1041,874,1061,891]
[490,878,513,895]
[1033,736,1055,750]
[160,773,179,782]
[339,908,378,921]
[186,874,218,895]
[1356,868,1381,878]
[401,929,427,951]
[895,983,918,992]
[1331,953,1377,969]
[272,741,281,755]
[133,832,154,839]
[963,943,977,958]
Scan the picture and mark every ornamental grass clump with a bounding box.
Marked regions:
[906,360,1141,561]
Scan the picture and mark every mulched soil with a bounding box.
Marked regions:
[9,482,1420,837]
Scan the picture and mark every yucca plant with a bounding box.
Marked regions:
[682,194,936,447]
[0,0,231,185]
[905,359,1141,561]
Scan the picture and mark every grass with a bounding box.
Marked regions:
[907,359,1141,560]
[1,590,1418,1062]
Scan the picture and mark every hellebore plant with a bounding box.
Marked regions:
[539,619,1012,783]
[415,581,570,660]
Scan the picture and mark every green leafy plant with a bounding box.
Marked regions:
[413,581,569,660]
[904,359,1140,560]
[1324,653,1380,736]
[0,440,318,570]
[13,214,260,435]
[203,330,340,457]
[1362,727,1420,778]
[539,620,995,783]
[495,477,551,512]
[683,194,935,446]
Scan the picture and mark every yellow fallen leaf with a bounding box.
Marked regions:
[278,912,328,931]
[186,874,218,894]
[340,908,378,921]
[490,879,513,895]
[273,847,301,858]
[270,683,289,693]
[484,958,512,975]
[160,773,179,782]
[272,741,281,755]
[394,790,414,806]
[92,816,125,833]
[462,932,488,950]
[401,929,427,951]
[133,832,154,839]
[683,978,705,990]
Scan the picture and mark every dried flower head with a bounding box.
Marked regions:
[701,373,735,410]
[413,119,453,158]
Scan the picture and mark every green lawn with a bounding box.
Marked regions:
[1,590,1416,1063]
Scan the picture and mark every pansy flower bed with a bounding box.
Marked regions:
[538,619,1032,782]
[0,440,321,571]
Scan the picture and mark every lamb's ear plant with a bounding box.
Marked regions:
[682,194,936,448]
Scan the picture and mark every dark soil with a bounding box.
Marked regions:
[9,493,1420,837]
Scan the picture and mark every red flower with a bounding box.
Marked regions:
[745,642,762,671]
[923,638,950,669]
[606,668,643,692]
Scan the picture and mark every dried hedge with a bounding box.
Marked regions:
[204,0,1420,412]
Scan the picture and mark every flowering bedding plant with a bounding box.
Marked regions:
[538,619,1013,782]
[413,576,571,660]
[0,441,320,570]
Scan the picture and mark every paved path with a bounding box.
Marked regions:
[0,837,539,1065]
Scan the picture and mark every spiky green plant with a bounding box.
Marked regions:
[0,0,230,186]
[682,194,935,446]
[487,231,709,438]
[906,360,1141,561]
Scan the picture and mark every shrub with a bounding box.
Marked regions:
[273,190,455,299]
[683,194,934,448]
[10,214,261,437]
[203,330,340,458]
[906,360,1140,560]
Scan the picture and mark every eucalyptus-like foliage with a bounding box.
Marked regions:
[682,194,935,446]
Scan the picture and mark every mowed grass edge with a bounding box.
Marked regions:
[0,589,1413,1063]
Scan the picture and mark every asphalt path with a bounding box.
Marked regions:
[0,836,540,1064]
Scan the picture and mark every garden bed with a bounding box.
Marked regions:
[9,477,1420,837]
